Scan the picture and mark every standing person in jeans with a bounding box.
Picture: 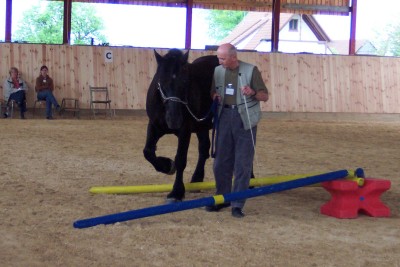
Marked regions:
[206,43,269,218]
[35,65,60,120]
[3,67,28,119]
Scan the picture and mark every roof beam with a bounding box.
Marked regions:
[194,0,273,8]
[282,4,350,14]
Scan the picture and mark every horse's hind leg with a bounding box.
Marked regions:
[143,123,176,175]
[190,130,210,183]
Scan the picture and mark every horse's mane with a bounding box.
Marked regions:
[164,49,189,66]
[164,48,184,59]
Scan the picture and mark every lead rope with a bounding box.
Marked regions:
[157,82,214,122]
[239,73,259,177]
[157,81,220,159]
[211,98,219,158]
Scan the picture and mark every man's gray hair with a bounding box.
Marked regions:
[228,45,237,56]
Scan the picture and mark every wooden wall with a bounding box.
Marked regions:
[1,43,399,113]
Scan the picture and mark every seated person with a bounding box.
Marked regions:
[35,65,60,120]
[3,67,28,119]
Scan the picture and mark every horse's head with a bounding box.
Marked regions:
[154,49,190,130]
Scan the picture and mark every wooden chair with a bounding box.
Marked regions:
[89,85,113,118]
[60,98,80,119]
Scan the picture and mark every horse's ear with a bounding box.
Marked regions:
[182,50,190,64]
[154,49,163,64]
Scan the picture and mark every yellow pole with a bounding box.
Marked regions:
[89,170,363,194]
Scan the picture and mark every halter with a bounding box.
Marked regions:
[157,81,214,122]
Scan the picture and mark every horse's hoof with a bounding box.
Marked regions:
[167,160,176,175]
[165,198,182,204]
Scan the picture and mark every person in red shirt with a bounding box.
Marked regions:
[35,65,60,120]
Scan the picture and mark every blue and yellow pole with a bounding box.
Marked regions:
[74,169,349,229]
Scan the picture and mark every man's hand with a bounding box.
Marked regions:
[241,85,255,96]
[212,92,221,102]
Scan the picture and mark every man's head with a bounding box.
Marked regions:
[217,43,239,70]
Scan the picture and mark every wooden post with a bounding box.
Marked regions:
[271,0,281,52]
[349,0,357,55]
[185,0,193,49]
[63,0,72,44]
[5,0,12,42]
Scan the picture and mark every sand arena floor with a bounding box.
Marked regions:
[1,113,399,266]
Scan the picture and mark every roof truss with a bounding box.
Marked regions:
[64,0,351,15]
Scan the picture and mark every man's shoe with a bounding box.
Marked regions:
[20,113,25,119]
[3,112,8,118]
[232,207,245,218]
[46,116,54,120]
[205,203,231,212]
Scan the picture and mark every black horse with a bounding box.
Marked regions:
[143,49,219,202]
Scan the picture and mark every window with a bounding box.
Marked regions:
[86,3,186,48]
[3,1,392,56]
[191,8,216,49]
[289,19,298,31]
[192,9,248,50]
[12,0,64,44]
[0,0,5,41]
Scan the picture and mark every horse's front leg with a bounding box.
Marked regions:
[143,123,176,175]
[190,129,210,183]
[166,130,191,202]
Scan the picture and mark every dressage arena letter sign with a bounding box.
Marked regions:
[104,50,113,63]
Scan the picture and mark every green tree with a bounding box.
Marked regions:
[207,10,247,42]
[13,2,106,45]
[385,23,400,56]
[373,18,400,56]
[70,3,106,45]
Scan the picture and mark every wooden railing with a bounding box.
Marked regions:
[1,43,399,113]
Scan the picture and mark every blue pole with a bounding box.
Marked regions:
[73,169,348,229]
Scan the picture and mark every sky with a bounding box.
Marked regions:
[315,0,400,40]
[94,5,210,48]
[1,0,400,48]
